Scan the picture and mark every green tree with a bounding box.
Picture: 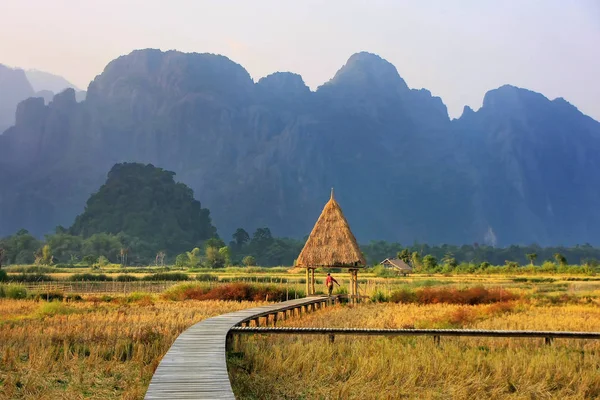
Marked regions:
[242,255,256,267]
[411,252,422,269]
[397,249,411,264]
[232,228,250,248]
[422,255,437,271]
[45,233,83,263]
[82,255,98,265]
[36,244,53,265]
[442,252,457,268]
[218,246,231,267]
[554,253,567,266]
[205,246,226,268]
[0,229,41,265]
[97,255,109,267]
[186,247,201,267]
[81,233,123,262]
[205,237,226,249]
[175,253,189,268]
[526,253,537,266]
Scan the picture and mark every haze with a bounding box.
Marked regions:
[1,0,599,120]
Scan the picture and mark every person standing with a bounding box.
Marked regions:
[325,272,339,296]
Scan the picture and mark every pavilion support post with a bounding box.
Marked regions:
[311,268,316,295]
[305,268,310,297]
[354,270,359,304]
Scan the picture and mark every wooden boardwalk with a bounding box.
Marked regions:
[145,296,333,399]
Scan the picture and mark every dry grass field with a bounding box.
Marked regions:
[229,302,600,399]
[0,276,599,399]
[0,296,266,400]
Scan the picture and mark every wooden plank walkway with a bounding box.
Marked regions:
[145,296,333,399]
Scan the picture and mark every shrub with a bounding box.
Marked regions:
[70,273,112,281]
[372,265,397,278]
[142,272,189,281]
[335,286,348,295]
[2,285,28,299]
[115,274,138,282]
[35,291,65,301]
[196,273,218,282]
[242,255,256,267]
[370,289,388,303]
[9,273,54,282]
[0,269,7,282]
[65,294,83,302]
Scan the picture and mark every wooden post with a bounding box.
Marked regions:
[311,268,315,295]
[350,269,356,304]
[354,270,359,304]
[305,268,310,296]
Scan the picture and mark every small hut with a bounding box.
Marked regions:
[380,258,412,276]
[296,189,366,302]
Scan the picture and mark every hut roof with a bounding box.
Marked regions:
[381,258,412,271]
[296,189,366,268]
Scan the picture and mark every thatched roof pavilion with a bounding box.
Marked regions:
[297,189,366,268]
[297,189,365,300]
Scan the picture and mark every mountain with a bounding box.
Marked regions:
[25,69,80,93]
[70,162,217,254]
[0,66,86,133]
[0,64,34,133]
[0,49,599,246]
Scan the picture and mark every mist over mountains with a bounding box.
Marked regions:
[1,49,599,246]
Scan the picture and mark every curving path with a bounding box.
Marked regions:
[145,296,333,399]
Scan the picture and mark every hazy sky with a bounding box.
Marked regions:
[1,0,599,119]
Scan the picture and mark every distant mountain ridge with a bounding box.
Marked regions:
[0,64,85,134]
[0,49,599,246]
[25,69,80,93]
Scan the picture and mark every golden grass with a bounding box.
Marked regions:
[0,298,266,399]
[229,302,600,399]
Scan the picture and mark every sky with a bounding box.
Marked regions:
[1,0,599,120]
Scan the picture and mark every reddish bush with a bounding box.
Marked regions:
[390,286,517,305]
[163,283,289,302]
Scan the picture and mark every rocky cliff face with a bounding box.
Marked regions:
[0,64,35,133]
[1,49,599,246]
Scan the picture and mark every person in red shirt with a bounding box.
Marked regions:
[325,273,339,296]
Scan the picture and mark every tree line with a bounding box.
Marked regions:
[1,227,600,269]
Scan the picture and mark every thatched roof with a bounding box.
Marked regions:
[296,189,366,268]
